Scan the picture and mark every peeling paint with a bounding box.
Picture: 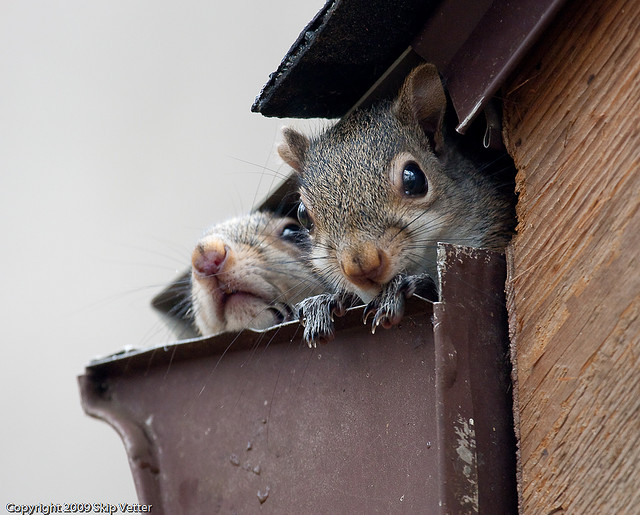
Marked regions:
[454,415,479,511]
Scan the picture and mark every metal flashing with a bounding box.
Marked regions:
[80,244,517,513]
[252,0,566,132]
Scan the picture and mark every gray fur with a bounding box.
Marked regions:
[279,64,515,346]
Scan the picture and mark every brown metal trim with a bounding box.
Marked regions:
[80,244,517,512]
[413,0,568,133]
[78,375,163,508]
[433,244,517,513]
[253,0,566,135]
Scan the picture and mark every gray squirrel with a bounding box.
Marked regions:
[277,63,515,346]
[190,211,325,336]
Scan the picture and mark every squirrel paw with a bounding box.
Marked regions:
[296,293,348,348]
[363,273,437,333]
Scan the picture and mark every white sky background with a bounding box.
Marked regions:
[0,0,325,503]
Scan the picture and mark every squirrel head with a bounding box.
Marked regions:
[277,64,505,302]
[190,212,326,335]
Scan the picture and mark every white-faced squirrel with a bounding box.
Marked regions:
[190,211,325,336]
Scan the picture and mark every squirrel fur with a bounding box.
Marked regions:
[190,211,325,336]
[277,63,515,346]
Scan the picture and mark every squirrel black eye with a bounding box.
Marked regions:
[280,222,308,246]
[297,202,314,231]
[402,162,428,197]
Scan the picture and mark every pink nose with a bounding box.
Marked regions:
[192,239,229,277]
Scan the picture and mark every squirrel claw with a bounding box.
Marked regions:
[371,311,392,334]
[296,293,348,347]
[362,304,377,325]
[371,315,381,335]
[304,324,334,347]
[330,298,347,318]
[363,273,436,334]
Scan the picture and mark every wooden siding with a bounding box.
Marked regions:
[502,0,640,512]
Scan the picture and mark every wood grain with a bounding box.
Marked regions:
[502,0,640,512]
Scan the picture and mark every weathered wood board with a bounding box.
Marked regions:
[502,0,640,512]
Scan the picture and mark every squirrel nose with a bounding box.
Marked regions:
[339,242,389,286]
[192,238,230,277]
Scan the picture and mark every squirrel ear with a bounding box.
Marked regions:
[394,63,447,153]
[277,127,309,174]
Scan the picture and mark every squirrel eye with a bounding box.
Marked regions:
[297,202,314,231]
[280,222,308,246]
[402,162,428,197]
